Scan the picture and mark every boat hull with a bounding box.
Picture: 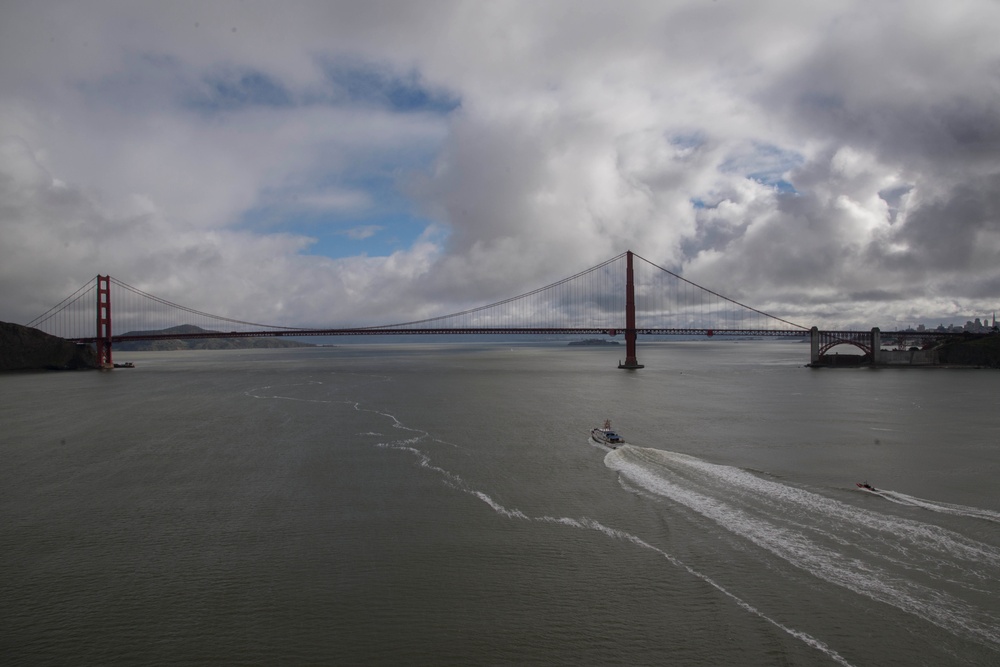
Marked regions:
[591,429,623,449]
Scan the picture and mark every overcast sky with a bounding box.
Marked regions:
[3,0,999,330]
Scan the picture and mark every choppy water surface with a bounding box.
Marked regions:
[2,341,998,665]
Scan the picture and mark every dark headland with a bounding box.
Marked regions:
[0,321,98,371]
[813,334,1000,368]
[935,335,1000,367]
[0,322,315,372]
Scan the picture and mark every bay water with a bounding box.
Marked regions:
[2,341,999,665]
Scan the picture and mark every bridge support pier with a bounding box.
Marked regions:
[810,327,819,364]
[618,251,644,369]
[618,330,644,369]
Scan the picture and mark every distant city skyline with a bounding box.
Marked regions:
[905,315,998,333]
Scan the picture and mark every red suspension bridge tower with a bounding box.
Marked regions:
[96,274,113,368]
[618,251,644,369]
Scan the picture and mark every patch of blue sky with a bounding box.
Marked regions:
[239,175,442,259]
[668,131,707,151]
[184,69,294,112]
[752,176,798,194]
[180,55,459,258]
[242,205,438,259]
[318,56,461,114]
[183,55,460,116]
[721,141,803,194]
[316,211,445,259]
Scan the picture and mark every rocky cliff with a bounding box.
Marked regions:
[0,321,98,371]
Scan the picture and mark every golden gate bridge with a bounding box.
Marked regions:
[25,251,958,369]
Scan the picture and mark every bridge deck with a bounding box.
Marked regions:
[69,327,814,343]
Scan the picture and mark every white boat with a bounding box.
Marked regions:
[591,419,624,448]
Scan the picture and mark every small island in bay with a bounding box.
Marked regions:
[568,338,621,346]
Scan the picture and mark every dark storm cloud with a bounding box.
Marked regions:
[877,175,1000,271]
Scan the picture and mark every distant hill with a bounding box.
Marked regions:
[0,321,98,371]
[115,324,314,351]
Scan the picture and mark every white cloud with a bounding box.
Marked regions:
[296,190,372,213]
[338,225,382,240]
[3,0,1000,332]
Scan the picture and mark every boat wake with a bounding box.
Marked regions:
[343,409,857,667]
[242,381,993,664]
[605,446,1000,651]
[871,489,1000,523]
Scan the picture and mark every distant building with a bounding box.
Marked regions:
[909,312,997,334]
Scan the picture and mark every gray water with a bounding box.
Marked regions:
[2,341,999,666]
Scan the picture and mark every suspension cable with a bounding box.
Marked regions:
[632,253,807,330]
[364,252,628,329]
[25,278,95,328]
[109,277,309,331]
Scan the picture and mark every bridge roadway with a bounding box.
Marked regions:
[73,327,810,343]
[69,327,967,345]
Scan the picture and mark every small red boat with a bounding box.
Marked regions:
[856,481,877,491]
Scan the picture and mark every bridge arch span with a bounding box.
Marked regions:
[810,327,880,365]
[818,339,872,357]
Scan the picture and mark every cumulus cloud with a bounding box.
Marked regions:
[2,0,1000,331]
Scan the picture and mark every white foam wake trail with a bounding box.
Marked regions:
[606,446,1000,650]
[570,518,856,667]
[876,490,1000,523]
[522,509,852,666]
[249,388,857,665]
[349,409,857,666]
